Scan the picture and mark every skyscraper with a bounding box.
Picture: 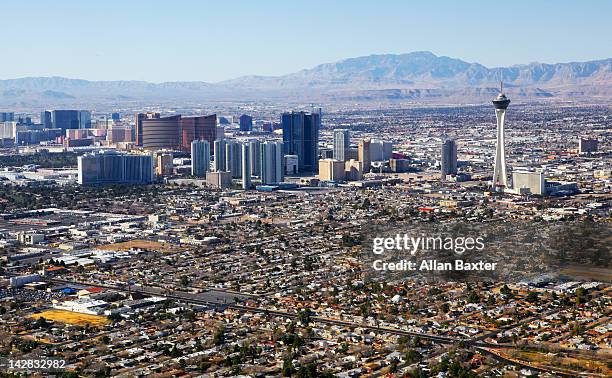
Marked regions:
[214,139,226,172]
[281,111,320,172]
[241,143,251,189]
[111,112,121,122]
[78,111,92,129]
[358,138,371,173]
[578,138,598,154]
[441,139,458,180]
[78,151,153,185]
[260,141,283,184]
[191,140,211,177]
[141,115,182,150]
[180,114,216,152]
[0,112,14,122]
[225,140,242,178]
[140,114,216,151]
[40,111,52,128]
[249,139,261,176]
[370,139,394,161]
[52,110,80,131]
[492,83,510,190]
[333,129,350,162]
[135,112,160,146]
[239,114,253,132]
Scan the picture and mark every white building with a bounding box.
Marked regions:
[191,139,210,177]
[53,298,108,315]
[284,155,298,175]
[260,141,283,184]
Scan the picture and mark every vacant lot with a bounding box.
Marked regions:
[96,239,181,253]
[31,310,110,327]
[504,348,610,376]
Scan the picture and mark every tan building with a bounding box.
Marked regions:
[512,170,545,195]
[358,138,371,173]
[206,171,232,188]
[318,159,345,182]
[156,153,174,176]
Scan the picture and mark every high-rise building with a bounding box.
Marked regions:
[135,112,160,146]
[281,111,320,172]
[180,114,216,152]
[78,151,153,185]
[370,140,383,162]
[382,141,393,160]
[0,122,15,139]
[512,170,545,195]
[358,138,371,173]
[107,126,132,143]
[441,139,458,180]
[96,117,114,130]
[239,114,253,132]
[578,138,598,154]
[0,112,14,122]
[191,140,210,177]
[318,159,345,182]
[370,139,394,161]
[141,115,181,150]
[214,139,226,172]
[40,111,52,128]
[249,139,261,176]
[111,112,121,122]
[333,129,350,162]
[346,148,359,161]
[225,140,242,178]
[492,83,510,190]
[260,141,283,184]
[141,114,216,151]
[78,111,92,129]
[241,143,251,189]
[52,110,80,131]
[216,125,225,140]
[156,153,174,176]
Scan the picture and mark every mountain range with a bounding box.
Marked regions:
[1,51,611,107]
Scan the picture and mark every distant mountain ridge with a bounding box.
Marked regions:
[1,51,611,106]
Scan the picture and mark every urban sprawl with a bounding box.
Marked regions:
[0,91,610,377]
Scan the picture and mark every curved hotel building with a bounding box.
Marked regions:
[141,114,216,151]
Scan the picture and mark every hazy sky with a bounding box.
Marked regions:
[3,0,611,82]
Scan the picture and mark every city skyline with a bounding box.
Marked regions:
[1,1,611,82]
[0,3,609,376]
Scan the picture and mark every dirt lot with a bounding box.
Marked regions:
[96,239,182,253]
[30,310,110,327]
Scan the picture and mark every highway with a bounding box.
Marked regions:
[49,278,466,345]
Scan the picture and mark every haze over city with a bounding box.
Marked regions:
[2,0,612,82]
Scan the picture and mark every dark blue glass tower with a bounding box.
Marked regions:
[281,111,320,173]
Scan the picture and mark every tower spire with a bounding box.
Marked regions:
[492,81,510,191]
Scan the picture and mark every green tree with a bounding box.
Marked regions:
[282,357,296,377]
[526,291,539,303]
[213,326,226,346]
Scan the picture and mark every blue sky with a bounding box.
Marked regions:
[2,0,611,82]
